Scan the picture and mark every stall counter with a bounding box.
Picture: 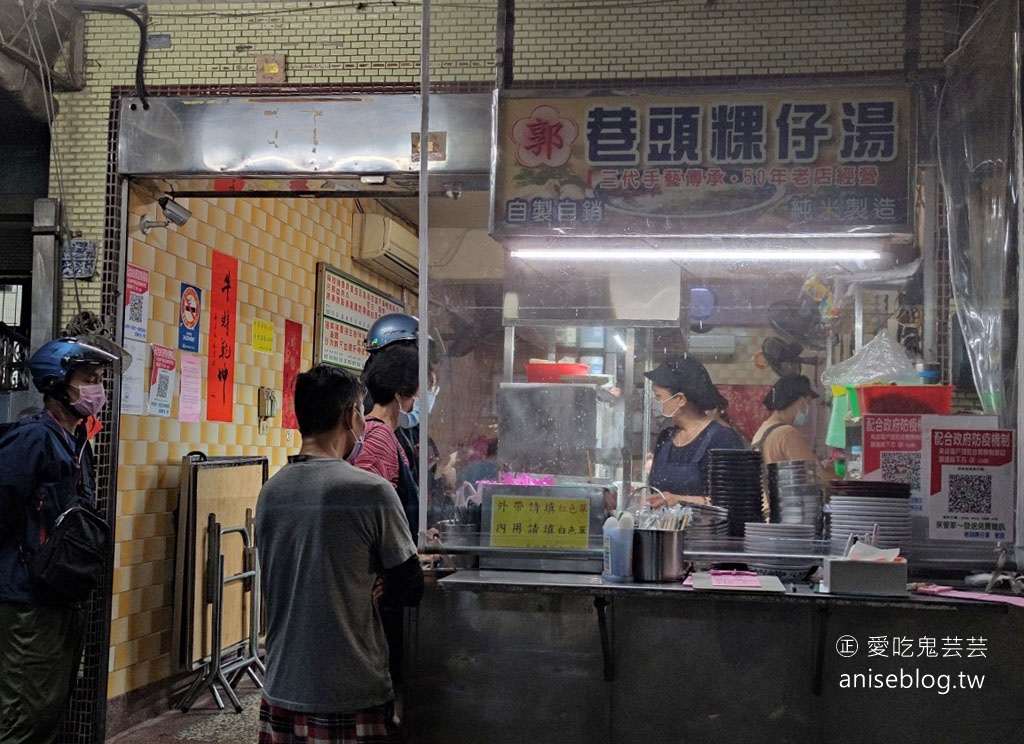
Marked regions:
[403,570,1024,744]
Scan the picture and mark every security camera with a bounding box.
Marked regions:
[140,195,194,235]
[159,197,192,226]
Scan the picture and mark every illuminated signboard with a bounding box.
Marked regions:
[493,87,912,237]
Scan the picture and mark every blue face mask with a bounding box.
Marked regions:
[399,389,437,430]
[794,403,809,428]
[399,406,418,430]
[398,397,418,429]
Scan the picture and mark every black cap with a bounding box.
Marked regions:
[644,354,728,412]
[763,373,819,411]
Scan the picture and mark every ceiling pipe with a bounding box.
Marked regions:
[0,55,52,122]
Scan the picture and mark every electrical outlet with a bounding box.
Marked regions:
[256,54,286,84]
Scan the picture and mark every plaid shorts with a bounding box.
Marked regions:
[258,698,400,744]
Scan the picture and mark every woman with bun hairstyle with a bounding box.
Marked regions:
[751,373,831,486]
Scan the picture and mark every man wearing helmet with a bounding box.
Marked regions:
[0,335,124,743]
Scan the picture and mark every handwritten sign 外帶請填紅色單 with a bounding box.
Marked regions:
[489,495,590,550]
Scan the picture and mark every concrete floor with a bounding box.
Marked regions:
[105,683,260,743]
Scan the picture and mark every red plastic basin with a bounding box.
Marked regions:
[524,362,590,383]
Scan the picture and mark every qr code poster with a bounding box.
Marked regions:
[124,262,150,342]
[862,414,923,510]
[863,414,998,514]
[148,344,177,418]
[927,428,1014,542]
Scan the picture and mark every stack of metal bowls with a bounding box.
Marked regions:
[685,502,731,539]
[766,460,822,536]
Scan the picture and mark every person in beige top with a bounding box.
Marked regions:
[752,373,832,486]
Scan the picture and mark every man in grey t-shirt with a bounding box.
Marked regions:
[256,365,423,743]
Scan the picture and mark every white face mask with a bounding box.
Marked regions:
[345,437,364,463]
[345,407,366,461]
[653,393,682,418]
[793,403,809,428]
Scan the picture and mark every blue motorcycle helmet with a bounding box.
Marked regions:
[365,313,419,352]
[29,335,130,395]
[364,312,444,363]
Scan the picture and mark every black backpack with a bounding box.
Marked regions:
[29,496,110,603]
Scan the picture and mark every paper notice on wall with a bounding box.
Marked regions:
[178,354,202,423]
[120,339,146,415]
[124,263,150,341]
[206,251,239,422]
[148,344,176,417]
[251,318,275,354]
[282,319,302,430]
[862,414,998,514]
[927,428,1014,542]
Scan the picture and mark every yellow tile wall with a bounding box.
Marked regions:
[51,0,955,700]
[704,326,781,387]
[111,191,402,697]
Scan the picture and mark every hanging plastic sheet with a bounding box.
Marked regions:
[937,0,1020,425]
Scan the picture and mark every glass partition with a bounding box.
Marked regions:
[415,1,1019,573]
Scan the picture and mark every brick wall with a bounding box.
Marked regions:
[513,0,951,82]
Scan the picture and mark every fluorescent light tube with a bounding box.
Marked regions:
[509,247,882,261]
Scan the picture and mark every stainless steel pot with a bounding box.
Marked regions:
[632,528,685,582]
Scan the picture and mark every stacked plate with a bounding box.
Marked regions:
[767,460,823,535]
[708,449,765,537]
[827,480,912,555]
[743,523,818,582]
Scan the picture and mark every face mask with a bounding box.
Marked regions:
[345,437,364,463]
[398,397,418,430]
[345,407,366,461]
[655,394,682,418]
[794,404,809,428]
[652,396,666,416]
[400,385,438,429]
[72,383,107,418]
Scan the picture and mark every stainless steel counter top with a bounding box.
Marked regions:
[436,569,1008,612]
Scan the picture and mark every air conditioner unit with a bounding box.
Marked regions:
[686,333,736,359]
[356,214,419,289]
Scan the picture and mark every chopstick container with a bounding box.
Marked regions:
[632,528,685,582]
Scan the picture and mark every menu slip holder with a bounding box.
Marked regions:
[689,570,787,593]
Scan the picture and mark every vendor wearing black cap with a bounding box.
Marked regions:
[752,373,830,484]
[644,354,746,507]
